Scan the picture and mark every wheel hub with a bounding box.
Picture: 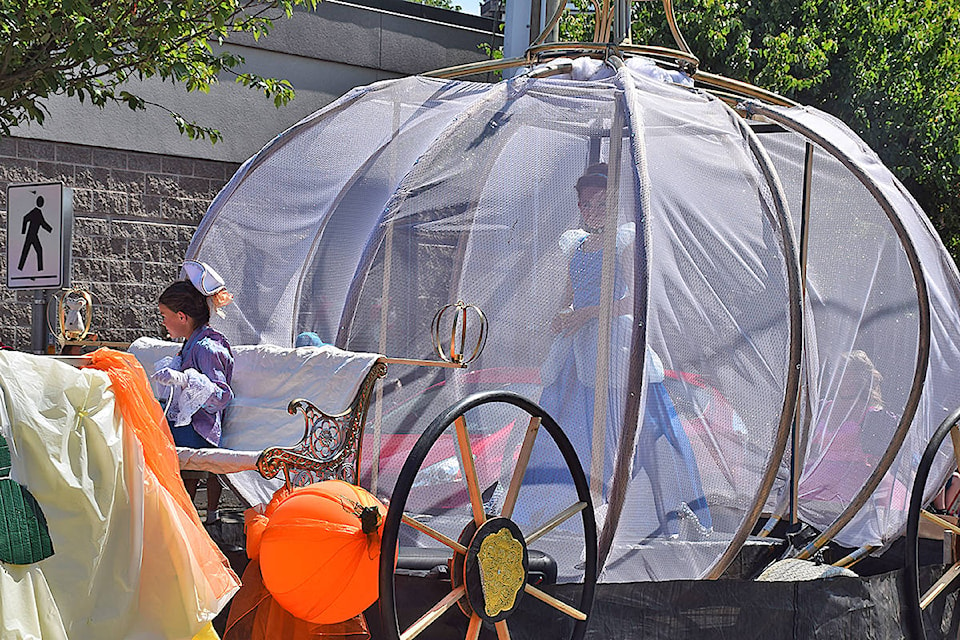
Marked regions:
[453,517,529,623]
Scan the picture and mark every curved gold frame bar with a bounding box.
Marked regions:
[531,0,569,46]
[661,0,691,54]
[423,41,792,112]
[694,70,796,107]
[422,56,528,79]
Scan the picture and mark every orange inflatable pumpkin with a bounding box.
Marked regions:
[257,480,388,624]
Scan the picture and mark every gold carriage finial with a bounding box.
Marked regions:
[431,301,488,365]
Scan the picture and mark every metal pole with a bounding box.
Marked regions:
[30,289,49,354]
[790,142,814,526]
[542,0,559,43]
[613,0,631,44]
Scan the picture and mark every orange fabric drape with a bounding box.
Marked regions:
[85,348,239,599]
[223,560,370,640]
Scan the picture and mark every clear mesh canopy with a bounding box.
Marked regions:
[187,57,960,581]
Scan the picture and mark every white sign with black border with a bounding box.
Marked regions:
[6,182,73,290]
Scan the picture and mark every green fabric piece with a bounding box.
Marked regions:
[0,478,54,565]
[0,436,10,478]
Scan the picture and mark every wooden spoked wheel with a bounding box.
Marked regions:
[905,406,960,640]
[378,391,597,640]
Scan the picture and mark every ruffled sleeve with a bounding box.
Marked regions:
[193,337,234,414]
[168,335,234,429]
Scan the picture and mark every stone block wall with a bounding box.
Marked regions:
[0,136,239,350]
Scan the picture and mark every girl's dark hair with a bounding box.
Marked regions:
[159,280,209,326]
[575,162,608,194]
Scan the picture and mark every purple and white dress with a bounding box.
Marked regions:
[160,325,234,448]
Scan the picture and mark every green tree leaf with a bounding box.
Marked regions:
[0,0,320,143]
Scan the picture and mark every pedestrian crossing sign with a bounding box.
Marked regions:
[6,182,73,290]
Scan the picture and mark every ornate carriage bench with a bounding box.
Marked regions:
[128,338,388,506]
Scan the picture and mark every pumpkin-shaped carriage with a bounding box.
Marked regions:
[3,2,960,639]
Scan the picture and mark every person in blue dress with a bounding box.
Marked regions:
[533,162,711,538]
[154,260,235,524]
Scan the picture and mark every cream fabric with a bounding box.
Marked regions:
[176,447,260,474]
[0,351,238,639]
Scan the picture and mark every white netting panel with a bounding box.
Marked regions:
[759,106,960,549]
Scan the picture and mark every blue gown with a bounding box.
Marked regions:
[529,228,711,536]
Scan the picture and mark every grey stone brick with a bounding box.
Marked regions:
[0,159,40,183]
[110,169,145,193]
[126,293,155,312]
[183,199,208,224]
[154,223,182,242]
[72,189,93,213]
[93,190,128,216]
[0,138,17,158]
[138,195,163,217]
[4,301,30,325]
[72,234,94,255]
[146,174,183,198]
[55,144,93,166]
[109,261,138,284]
[85,281,113,302]
[128,154,162,173]
[128,261,144,282]
[110,237,128,256]
[76,217,110,236]
[73,166,111,190]
[36,162,75,182]
[73,257,111,281]
[193,159,227,180]
[180,176,214,197]
[160,156,195,177]
[144,260,178,283]
[176,224,197,243]
[111,221,137,239]
[159,198,187,221]
[18,139,56,161]
[91,148,128,170]
[130,239,160,262]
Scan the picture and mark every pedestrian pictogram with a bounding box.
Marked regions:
[6,182,74,290]
[17,194,53,272]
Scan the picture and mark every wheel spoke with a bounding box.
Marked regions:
[466,614,482,640]
[400,585,466,640]
[523,583,587,621]
[455,415,486,526]
[921,509,960,536]
[495,620,511,639]
[525,502,587,544]
[402,513,468,554]
[501,416,541,519]
[921,562,960,609]
[949,425,960,475]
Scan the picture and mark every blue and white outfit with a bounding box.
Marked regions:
[531,223,711,536]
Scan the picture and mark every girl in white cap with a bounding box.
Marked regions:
[155,260,234,524]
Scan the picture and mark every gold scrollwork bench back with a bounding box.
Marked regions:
[256,360,388,491]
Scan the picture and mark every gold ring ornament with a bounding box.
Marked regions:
[56,287,93,342]
[431,301,488,365]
